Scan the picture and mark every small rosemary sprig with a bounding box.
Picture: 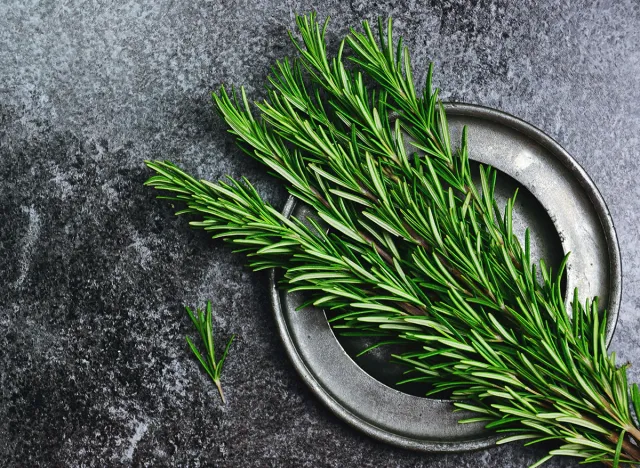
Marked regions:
[185,301,235,403]
[145,14,640,467]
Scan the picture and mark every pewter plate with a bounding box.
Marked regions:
[269,103,621,452]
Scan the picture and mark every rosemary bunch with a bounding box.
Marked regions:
[145,14,640,467]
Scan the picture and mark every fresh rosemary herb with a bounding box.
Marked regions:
[146,14,640,467]
[185,301,235,403]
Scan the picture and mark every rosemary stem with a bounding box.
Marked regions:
[215,379,226,405]
[627,425,640,449]
[608,431,640,462]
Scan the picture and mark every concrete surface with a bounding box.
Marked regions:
[1,1,639,466]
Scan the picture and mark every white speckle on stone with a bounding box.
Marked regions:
[162,358,188,397]
[101,181,121,206]
[49,166,74,199]
[14,205,41,288]
[127,235,152,270]
[121,420,149,463]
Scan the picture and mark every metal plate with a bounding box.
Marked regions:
[269,103,621,452]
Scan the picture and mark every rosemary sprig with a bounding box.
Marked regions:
[145,14,640,467]
[147,158,640,466]
[185,301,235,403]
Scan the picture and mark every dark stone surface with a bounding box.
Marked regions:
[1,1,639,466]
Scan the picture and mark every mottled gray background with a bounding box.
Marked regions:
[1,1,639,467]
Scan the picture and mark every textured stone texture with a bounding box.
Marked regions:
[1,1,639,466]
